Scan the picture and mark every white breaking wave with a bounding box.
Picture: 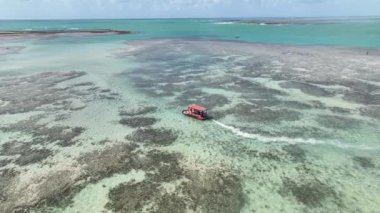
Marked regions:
[214,22,235,25]
[212,120,379,150]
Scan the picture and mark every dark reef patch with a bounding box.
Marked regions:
[106,180,162,213]
[0,29,133,41]
[1,141,52,166]
[249,99,281,107]
[0,159,12,168]
[181,170,244,213]
[316,115,362,129]
[119,105,158,116]
[352,156,375,169]
[280,81,335,97]
[0,71,120,148]
[155,193,188,213]
[310,100,327,109]
[175,90,230,109]
[340,81,379,96]
[228,78,286,98]
[28,170,85,211]
[282,145,306,163]
[228,104,301,123]
[360,106,380,120]
[119,117,158,128]
[0,46,25,56]
[0,169,80,213]
[280,177,339,207]
[106,169,244,213]
[330,107,351,114]
[258,152,281,161]
[199,94,231,109]
[126,128,179,146]
[1,118,85,147]
[268,126,329,139]
[282,101,312,110]
[0,169,19,204]
[143,150,184,182]
[0,71,117,116]
[79,143,139,181]
[343,92,380,105]
[0,71,85,115]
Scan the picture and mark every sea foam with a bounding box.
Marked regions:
[212,120,379,150]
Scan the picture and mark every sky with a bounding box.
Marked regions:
[0,0,379,20]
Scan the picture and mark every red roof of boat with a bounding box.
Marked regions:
[189,104,206,111]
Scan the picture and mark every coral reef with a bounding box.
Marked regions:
[126,128,179,146]
[119,117,158,128]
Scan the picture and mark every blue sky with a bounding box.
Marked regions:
[0,0,379,19]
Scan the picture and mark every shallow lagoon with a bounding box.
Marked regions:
[0,24,380,212]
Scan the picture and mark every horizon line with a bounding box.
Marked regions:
[1,15,380,21]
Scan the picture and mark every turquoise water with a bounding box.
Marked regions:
[0,18,380,212]
[1,18,380,48]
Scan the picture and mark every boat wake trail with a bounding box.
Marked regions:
[212,120,379,150]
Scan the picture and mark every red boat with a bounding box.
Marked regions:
[182,104,208,120]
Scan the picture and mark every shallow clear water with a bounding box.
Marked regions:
[1,18,380,48]
[0,18,380,212]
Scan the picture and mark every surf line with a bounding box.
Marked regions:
[212,120,379,150]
